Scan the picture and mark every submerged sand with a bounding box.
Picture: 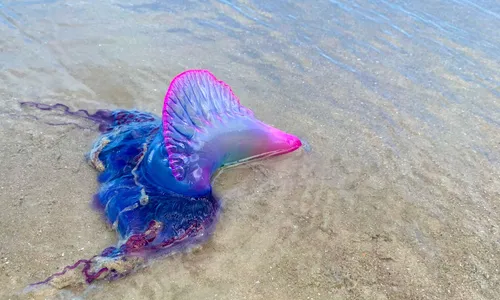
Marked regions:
[1,0,500,299]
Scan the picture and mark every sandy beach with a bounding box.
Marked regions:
[1,1,499,299]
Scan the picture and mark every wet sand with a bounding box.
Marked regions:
[1,0,500,299]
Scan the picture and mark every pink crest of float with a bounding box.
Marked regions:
[161,69,254,180]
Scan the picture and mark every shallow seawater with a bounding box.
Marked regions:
[0,0,499,299]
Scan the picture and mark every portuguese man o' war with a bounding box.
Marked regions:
[22,70,302,293]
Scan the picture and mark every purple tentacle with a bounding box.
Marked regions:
[24,220,207,294]
[20,101,114,132]
[29,258,108,287]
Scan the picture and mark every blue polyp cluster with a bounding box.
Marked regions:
[27,108,221,289]
[91,109,220,243]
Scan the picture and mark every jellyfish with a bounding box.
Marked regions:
[22,70,302,293]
